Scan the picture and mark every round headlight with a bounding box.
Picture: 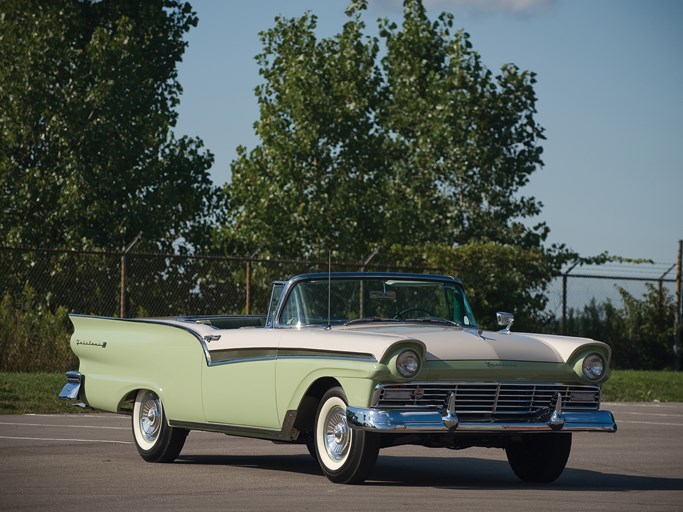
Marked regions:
[396,350,421,378]
[582,353,606,380]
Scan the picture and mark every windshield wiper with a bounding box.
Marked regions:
[344,317,399,326]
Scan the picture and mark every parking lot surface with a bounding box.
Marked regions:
[1,402,682,511]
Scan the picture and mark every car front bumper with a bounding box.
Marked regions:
[346,406,617,433]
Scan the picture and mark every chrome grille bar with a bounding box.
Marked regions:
[373,382,601,418]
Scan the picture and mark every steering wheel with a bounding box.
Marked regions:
[394,308,435,320]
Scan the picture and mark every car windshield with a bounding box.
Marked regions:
[278,276,477,328]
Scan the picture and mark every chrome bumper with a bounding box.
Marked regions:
[346,406,617,433]
[58,371,87,407]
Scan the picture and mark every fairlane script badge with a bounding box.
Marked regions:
[76,340,107,349]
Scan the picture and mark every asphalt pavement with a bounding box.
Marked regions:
[1,402,682,511]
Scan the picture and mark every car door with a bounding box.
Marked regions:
[201,327,282,429]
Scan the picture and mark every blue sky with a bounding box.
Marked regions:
[174,0,682,265]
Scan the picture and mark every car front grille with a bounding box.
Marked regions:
[372,382,601,420]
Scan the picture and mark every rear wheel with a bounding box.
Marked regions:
[132,389,188,463]
[505,433,572,483]
[314,387,380,484]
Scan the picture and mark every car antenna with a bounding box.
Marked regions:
[325,251,331,330]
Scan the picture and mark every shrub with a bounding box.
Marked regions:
[0,287,76,372]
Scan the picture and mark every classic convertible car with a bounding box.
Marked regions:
[60,272,616,484]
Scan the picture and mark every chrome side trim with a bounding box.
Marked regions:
[346,406,617,433]
[206,347,376,366]
[209,347,278,365]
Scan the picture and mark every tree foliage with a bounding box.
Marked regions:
[391,241,558,329]
[563,285,676,370]
[222,0,550,261]
[223,9,386,259]
[216,0,574,321]
[0,0,217,251]
[378,2,547,250]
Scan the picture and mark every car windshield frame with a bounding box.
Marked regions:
[273,272,477,329]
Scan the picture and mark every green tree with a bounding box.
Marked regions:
[221,0,550,260]
[218,0,574,323]
[0,0,217,252]
[379,2,547,249]
[390,241,558,330]
[223,8,385,259]
[563,285,675,370]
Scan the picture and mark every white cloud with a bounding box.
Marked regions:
[372,0,556,15]
[427,0,555,12]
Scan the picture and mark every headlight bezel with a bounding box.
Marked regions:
[582,353,606,381]
[396,349,421,378]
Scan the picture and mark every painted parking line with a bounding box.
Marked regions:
[616,420,683,427]
[23,413,120,418]
[616,411,683,418]
[0,421,128,430]
[0,435,132,444]
[605,402,683,409]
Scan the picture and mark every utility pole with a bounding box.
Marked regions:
[674,240,682,371]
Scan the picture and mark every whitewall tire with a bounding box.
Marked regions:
[314,387,379,484]
[132,389,188,463]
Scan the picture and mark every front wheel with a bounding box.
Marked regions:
[505,433,572,483]
[314,387,380,484]
[132,389,188,463]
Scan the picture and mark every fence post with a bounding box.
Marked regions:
[658,263,676,325]
[674,240,682,371]
[359,249,379,318]
[245,248,260,315]
[562,260,581,335]
[119,233,142,318]
[360,248,379,272]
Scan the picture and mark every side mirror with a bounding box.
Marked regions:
[496,312,514,334]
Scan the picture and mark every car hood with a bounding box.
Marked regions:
[163,318,606,365]
[331,324,606,364]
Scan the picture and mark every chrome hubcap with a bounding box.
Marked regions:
[140,394,161,443]
[324,405,350,461]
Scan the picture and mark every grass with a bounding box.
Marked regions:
[1,370,682,415]
[0,372,92,415]
[601,370,683,402]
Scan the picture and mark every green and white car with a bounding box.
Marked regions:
[60,272,617,484]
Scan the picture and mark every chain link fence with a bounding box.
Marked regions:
[0,246,447,318]
[0,246,677,320]
[0,246,679,371]
[544,262,678,334]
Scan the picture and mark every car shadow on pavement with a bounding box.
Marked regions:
[175,453,323,478]
[174,452,683,491]
[369,455,683,491]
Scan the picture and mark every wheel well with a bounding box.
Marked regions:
[117,389,139,415]
[293,377,340,434]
